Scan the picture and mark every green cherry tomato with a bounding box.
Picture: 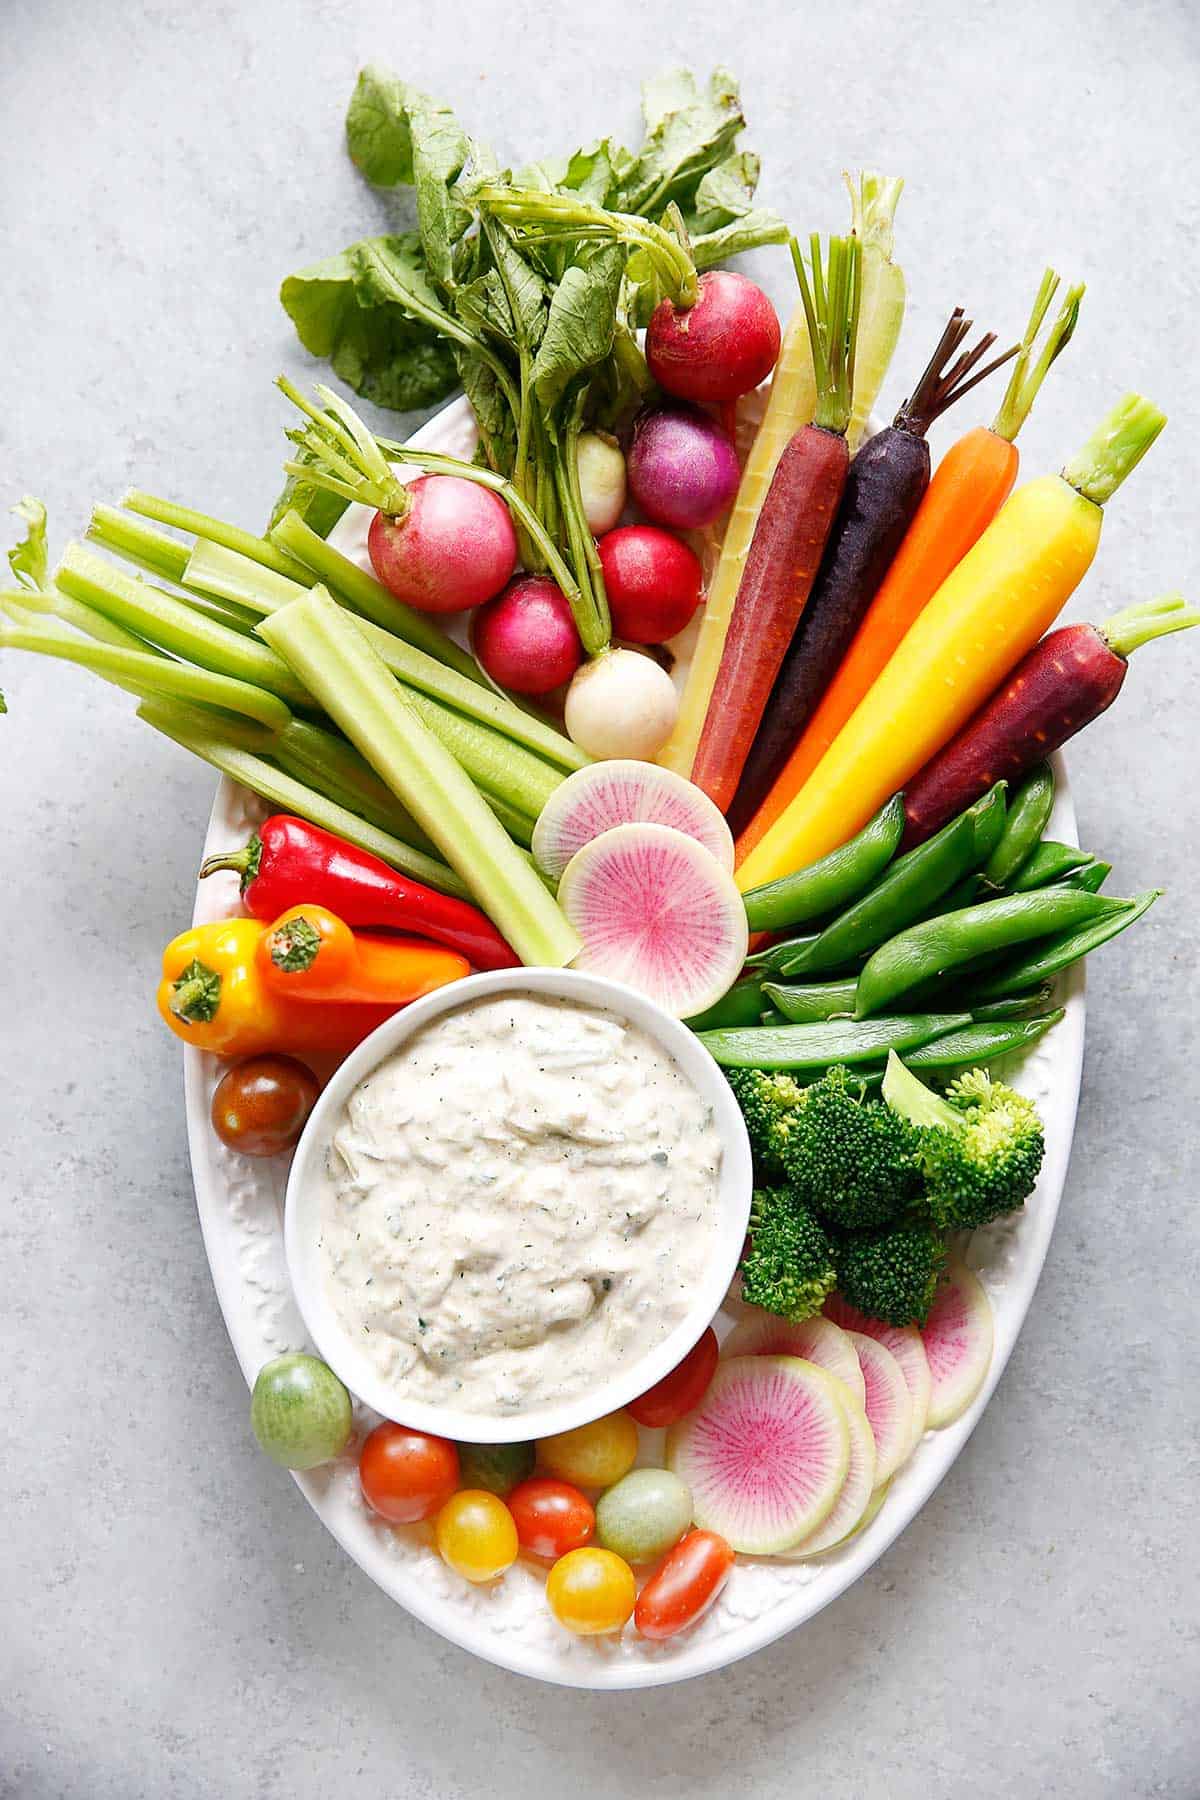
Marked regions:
[250,1353,353,1470]
[546,1548,636,1636]
[595,1468,694,1564]
[435,1490,519,1583]
[456,1440,536,1498]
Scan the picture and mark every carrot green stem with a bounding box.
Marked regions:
[1061,393,1167,505]
[846,173,906,451]
[789,233,862,434]
[1102,592,1199,658]
[990,268,1084,443]
[896,310,1019,438]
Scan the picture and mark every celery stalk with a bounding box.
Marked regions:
[184,540,307,612]
[122,491,315,585]
[6,581,157,656]
[257,590,579,965]
[274,717,440,852]
[88,506,192,584]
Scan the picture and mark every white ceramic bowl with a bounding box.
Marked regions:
[283,966,754,1445]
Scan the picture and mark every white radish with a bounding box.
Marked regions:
[778,1386,877,1559]
[575,431,627,535]
[564,648,679,760]
[532,760,734,880]
[920,1260,995,1428]
[825,1295,931,1462]
[844,1330,912,1487]
[558,823,748,1018]
[720,1314,866,1410]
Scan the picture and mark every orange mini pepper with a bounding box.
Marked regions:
[258,904,469,1004]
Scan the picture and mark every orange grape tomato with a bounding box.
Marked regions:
[508,1477,595,1560]
[627,1327,720,1428]
[545,1548,637,1636]
[358,1421,459,1525]
[536,1410,639,1488]
[435,1490,519,1583]
[634,1529,735,1640]
[210,1055,320,1156]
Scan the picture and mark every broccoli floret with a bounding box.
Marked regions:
[833,1222,947,1326]
[741,1188,837,1323]
[780,1065,923,1230]
[882,1054,1046,1233]
[725,1068,808,1182]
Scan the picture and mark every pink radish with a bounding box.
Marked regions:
[920,1260,995,1428]
[532,761,734,881]
[627,407,741,531]
[720,1314,866,1410]
[557,822,748,1018]
[825,1295,932,1461]
[844,1330,912,1486]
[472,576,582,696]
[779,1387,877,1558]
[646,270,782,404]
[599,525,704,645]
[563,649,679,760]
[367,475,517,613]
[665,1355,850,1554]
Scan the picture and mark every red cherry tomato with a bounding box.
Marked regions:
[358,1422,459,1525]
[634,1529,735,1640]
[508,1477,595,1560]
[627,1327,719,1428]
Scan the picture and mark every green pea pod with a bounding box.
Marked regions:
[1011,840,1094,891]
[902,1010,1065,1070]
[963,889,1160,1001]
[744,932,820,973]
[781,785,1005,979]
[1061,860,1111,893]
[968,985,1054,1021]
[761,978,859,1022]
[982,763,1055,888]
[685,975,764,1032]
[742,793,905,932]
[969,782,1009,865]
[697,1011,973,1070]
[855,889,1128,1017]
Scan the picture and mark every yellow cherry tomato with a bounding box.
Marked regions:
[546,1548,637,1636]
[434,1490,519,1584]
[537,1411,639,1488]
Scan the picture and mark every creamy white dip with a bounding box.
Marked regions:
[315,992,722,1417]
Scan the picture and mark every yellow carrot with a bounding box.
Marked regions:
[736,394,1166,892]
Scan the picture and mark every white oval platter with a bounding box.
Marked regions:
[184,394,1085,1689]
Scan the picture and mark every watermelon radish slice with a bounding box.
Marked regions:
[558,823,750,1018]
[830,1477,889,1550]
[844,1331,912,1487]
[532,760,734,880]
[720,1314,866,1410]
[665,1355,850,1554]
[779,1387,877,1559]
[920,1259,995,1428]
[825,1295,932,1462]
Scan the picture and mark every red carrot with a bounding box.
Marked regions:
[901,596,1199,846]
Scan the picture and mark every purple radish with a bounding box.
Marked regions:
[557,822,749,1018]
[843,1331,912,1486]
[825,1295,932,1460]
[532,761,734,881]
[720,1313,866,1410]
[665,1355,850,1554]
[780,1388,877,1558]
[920,1260,994,1427]
[627,407,741,531]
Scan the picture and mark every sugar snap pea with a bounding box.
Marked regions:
[982,763,1055,888]
[962,889,1160,1000]
[855,888,1129,1017]
[742,793,905,933]
[685,975,764,1032]
[901,1010,1065,1070]
[744,932,820,974]
[1061,859,1111,893]
[761,978,859,1022]
[697,1011,973,1070]
[1011,839,1094,891]
[968,984,1054,1021]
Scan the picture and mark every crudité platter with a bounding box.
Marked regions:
[3,64,1190,1688]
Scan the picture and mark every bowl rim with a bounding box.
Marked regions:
[283,965,754,1444]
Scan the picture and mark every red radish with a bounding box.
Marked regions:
[575,431,627,534]
[720,1313,866,1409]
[556,822,748,1018]
[627,407,741,531]
[367,474,517,614]
[780,1385,877,1558]
[599,525,703,645]
[920,1260,994,1428]
[902,594,1200,847]
[531,761,734,880]
[646,270,781,405]
[472,576,582,696]
[843,1330,912,1485]
[563,649,679,760]
[665,1356,850,1553]
[824,1296,931,1460]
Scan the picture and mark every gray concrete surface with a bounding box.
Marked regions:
[2,1,1197,1794]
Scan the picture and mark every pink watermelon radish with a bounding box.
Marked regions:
[558,823,749,1018]
[830,1477,889,1550]
[720,1314,866,1410]
[532,760,734,881]
[825,1295,931,1461]
[779,1387,877,1559]
[843,1331,912,1487]
[665,1355,850,1554]
[920,1259,995,1428]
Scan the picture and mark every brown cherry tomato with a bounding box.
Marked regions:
[359,1422,459,1525]
[627,1326,719,1428]
[507,1477,595,1560]
[634,1528,735,1640]
[210,1055,320,1156]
